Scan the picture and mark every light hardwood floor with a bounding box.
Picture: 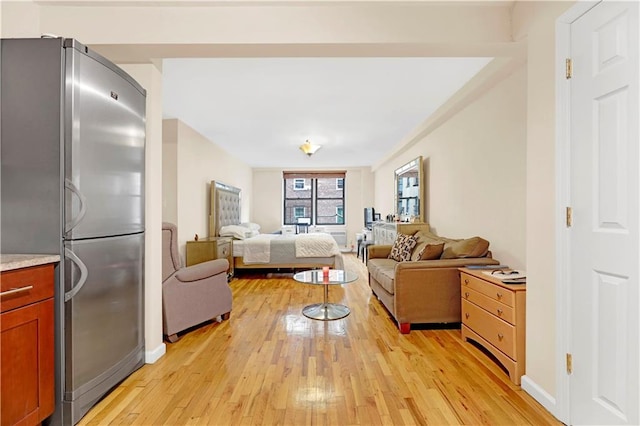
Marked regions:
[80,253,560,425]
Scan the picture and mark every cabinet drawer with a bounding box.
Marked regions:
[1,264,54,313]
[462,287,515,324]
[462,299,516,359]
[218,241,231,259]
[461,273,515,307]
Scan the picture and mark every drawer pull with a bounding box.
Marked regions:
[465,313,469,319]
[498,333,504,341]
[496,292,503,299]
[464,279,469,285]
[497,308,503,315]
[0,285,34,297]
[464,292,470,298]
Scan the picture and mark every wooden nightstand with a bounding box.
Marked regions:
[459,268,526,385]
[186,236,234,278]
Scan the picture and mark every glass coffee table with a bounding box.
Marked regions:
[293,269,358,320]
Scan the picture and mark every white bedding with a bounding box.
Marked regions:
[294,233,341,257]
[233,232,340,264]
[239,234,274,263]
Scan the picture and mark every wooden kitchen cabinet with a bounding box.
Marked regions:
[1,263,55,426]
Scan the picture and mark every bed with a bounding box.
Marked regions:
[208,180,343,271]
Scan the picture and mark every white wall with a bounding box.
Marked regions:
[374,65,527,269]
[162,118,253,261]
[513,0,575,405]
[0,1,39,37]
[252,167,374,247]
[162,120,178,226]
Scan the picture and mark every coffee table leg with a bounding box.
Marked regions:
[302,284,350,321]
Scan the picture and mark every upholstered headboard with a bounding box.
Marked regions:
[209,180,242,237]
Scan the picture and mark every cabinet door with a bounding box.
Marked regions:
[0,299,55,426]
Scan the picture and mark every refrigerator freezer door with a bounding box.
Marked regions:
[63,233,144,422]
[64,46,146,240]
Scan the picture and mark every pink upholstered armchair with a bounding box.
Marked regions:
[162,222,232,342]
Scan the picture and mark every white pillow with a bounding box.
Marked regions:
[220,225,254,240]
[240,222,261,232]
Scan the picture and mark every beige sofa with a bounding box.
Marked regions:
[367,231,500,333]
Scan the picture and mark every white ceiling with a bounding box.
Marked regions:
[162,56,493,169]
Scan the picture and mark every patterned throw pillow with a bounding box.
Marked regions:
[388,233,418,262]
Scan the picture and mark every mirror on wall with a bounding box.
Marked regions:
[394,156,424,222]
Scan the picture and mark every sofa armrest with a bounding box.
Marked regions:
[368,245,392,259]
[175,259,229,282]
[394,257,499,271]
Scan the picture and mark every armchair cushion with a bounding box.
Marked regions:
[175,259,230,282]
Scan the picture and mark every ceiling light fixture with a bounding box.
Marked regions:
[299,139,321,157]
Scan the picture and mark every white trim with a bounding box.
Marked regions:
[554,2,601,424]
[521,375,558,418]
[145,342,166,364]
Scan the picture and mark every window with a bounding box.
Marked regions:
[294,206,306,219]
[283,171,345,226]
[293,178,306,190]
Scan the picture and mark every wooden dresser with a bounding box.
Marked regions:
[459,268,526,385]
[1,256,58,425]
[186,236,234,278]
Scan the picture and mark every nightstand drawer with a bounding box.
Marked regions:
[218,241,231,258]
[462,299,516,359]
[461,273,515,307]
[462,287,515,324]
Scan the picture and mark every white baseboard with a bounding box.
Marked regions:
[145,342,166,364]
[521,375,559,419]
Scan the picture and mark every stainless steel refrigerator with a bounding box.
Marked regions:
[1,37,145,425]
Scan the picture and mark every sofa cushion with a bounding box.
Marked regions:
[411,230,448,261]
[388,233,418,262]
[441,236,490,259]
[417,242,445,260]
[367,258,397,295]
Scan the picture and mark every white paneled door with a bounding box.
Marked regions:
[569,1,639,425]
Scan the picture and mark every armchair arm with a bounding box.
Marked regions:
[368,245,392,259]
[176,259,229,282]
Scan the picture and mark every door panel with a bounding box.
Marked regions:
[63,233,144,399]
[64,47,145,240]
[569,2,639,424]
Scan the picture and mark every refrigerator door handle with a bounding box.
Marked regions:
[64,248,88,302]
[65,178,87,233]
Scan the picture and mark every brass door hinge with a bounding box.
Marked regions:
[566,353,573,374]
[566,207,573,227]
[566,58,573,79]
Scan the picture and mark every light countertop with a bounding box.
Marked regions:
[1,254,60,272]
